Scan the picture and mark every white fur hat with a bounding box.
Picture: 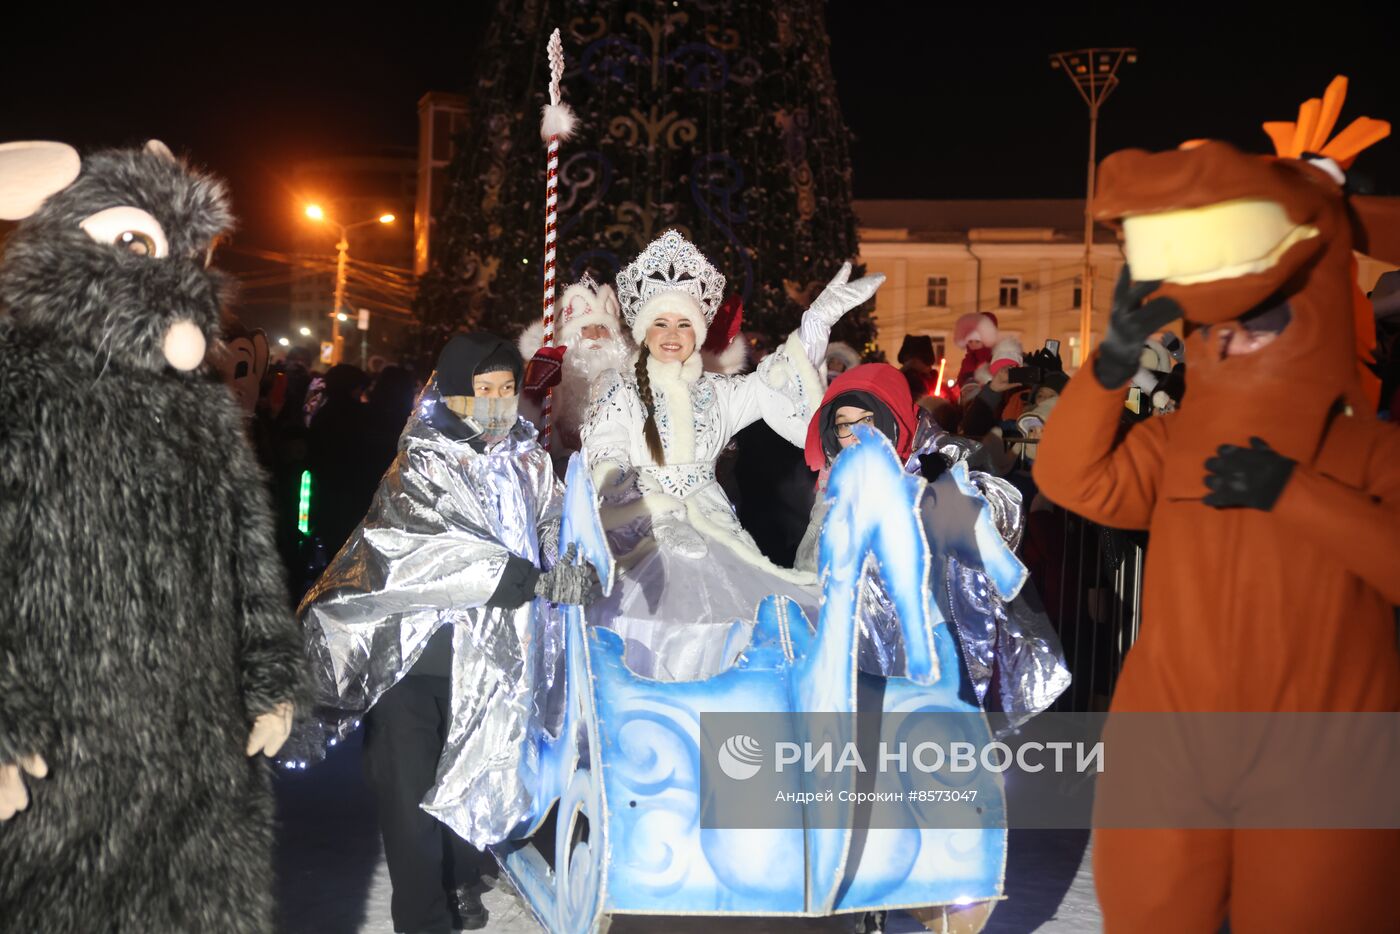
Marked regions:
[702,334,749,375]
[987,337,1024,376]
[953,312,999,349]
[519,275,627,360]
[630,289,709,347]
[557,276,623,346]
[823,341,862,374]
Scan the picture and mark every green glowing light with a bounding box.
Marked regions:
[297,470,312,536]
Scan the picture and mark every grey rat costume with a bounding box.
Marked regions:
[0,142,303,932]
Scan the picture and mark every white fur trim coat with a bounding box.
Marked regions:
[581,330,821,586]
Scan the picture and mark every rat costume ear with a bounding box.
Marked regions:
[144,139,176,162]
[0,141,81,220]
[251,330,270,380]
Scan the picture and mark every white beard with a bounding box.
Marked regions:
[554,336,634,445]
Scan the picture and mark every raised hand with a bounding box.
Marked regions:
[1024,347,1064,374]
[799,262,887,367]
[1095,267,1182,389]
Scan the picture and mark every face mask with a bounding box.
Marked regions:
[451,395,519,446]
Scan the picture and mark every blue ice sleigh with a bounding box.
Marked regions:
[492,428,1007,933]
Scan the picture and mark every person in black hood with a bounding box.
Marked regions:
[301,332,598,934]
[307,363,373,560]
[422,333,523,448]
[364,364,419,483]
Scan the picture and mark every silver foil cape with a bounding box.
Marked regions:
[908,419,1024,553]
[296,389,563,846]
[795,416,1068,724]
[944,559,1072,730]
[905,419,1068,726]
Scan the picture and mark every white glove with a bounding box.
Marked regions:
[0,754,47,821]
[798,262,886,369]
[653,515,708,559]
[246,702,295,758]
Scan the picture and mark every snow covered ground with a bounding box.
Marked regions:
[274,732,1102,933]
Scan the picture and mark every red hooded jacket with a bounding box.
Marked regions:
[804,363,917,472]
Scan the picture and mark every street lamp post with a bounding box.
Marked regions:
[303,205,394,365]
[331,234,350,365]
[1050,48,1136,366]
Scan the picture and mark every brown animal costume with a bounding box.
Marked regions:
[1035,77,1400,932]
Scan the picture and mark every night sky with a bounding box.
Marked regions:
[5,2,1397,258]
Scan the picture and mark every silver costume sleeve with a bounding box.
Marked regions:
[301,444,516,624]
[299,438,520,712]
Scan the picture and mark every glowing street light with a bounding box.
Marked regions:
[299,326,312,337]
[300,204,397,364]
[277,337,291,347]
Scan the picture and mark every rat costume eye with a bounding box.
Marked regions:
[79,206,169,259]
[117,231,157,256]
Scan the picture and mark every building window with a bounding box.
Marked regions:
[1066,332,1101,369]
[998,276,1021,308]
[926,275,948,307]
[928,335,947,363]
[1073,276,1082,309]
[1066,334,1082,369]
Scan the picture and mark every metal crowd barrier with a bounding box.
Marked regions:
[998,435,1147,712]
[1035,510,1145,712]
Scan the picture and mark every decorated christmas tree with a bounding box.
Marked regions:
[417,0,876,357]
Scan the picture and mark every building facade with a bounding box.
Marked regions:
[415,92,470,278]
[855,199,1399,374]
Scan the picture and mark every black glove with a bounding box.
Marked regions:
[535,544,601,607]
[918,452,950,484]
[1095,267,1183,390]
[1024,348,1064,374]
[1203,437,1296,511]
